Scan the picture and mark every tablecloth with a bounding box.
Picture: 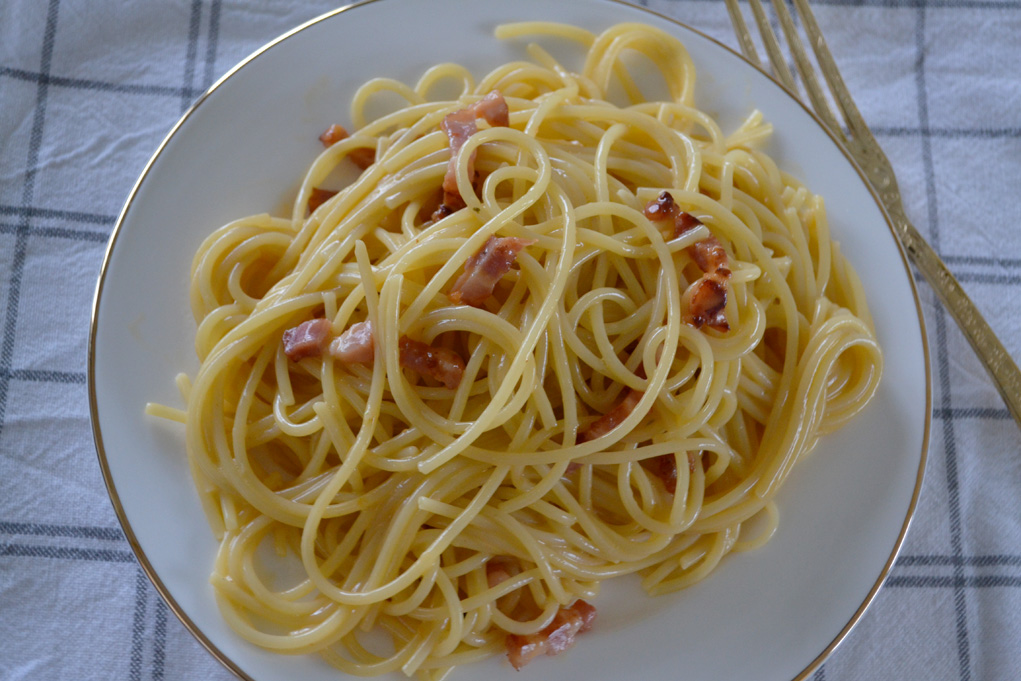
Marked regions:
[1,0,1019,679]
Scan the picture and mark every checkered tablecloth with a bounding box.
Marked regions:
[1,1,1019,679]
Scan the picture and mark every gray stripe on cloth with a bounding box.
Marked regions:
[914,4,973,677]
[0,522,124,540]
[130,568,148,681]
[0,543,134,563]
[182,0,204,113]
[0,0,61,447]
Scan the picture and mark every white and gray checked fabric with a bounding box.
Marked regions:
[1,1,1019,679]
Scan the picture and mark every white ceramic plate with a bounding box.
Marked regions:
[89,1,930,680]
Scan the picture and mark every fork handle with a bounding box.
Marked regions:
[893,210,1021,423]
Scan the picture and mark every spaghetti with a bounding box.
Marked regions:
[148,21,882,680]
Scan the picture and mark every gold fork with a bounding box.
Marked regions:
[725,0,1021,427]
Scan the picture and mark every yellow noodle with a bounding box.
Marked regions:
[159,22,882,679]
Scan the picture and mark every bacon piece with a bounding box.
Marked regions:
[319,124,375,169]
[649,452,698,494]
[685,275,729,331]
[449,235,535,306]
[473,90,510,128]
[506,601,597,670]
[673,210,703,237]
[430,203,455,223]
[578,388,643,443]
[307,187,338,213]
[688,234,730,276]
[486,556,518,588]
[286,320,465,386]
[643,190,678,222]
[328,320,375,364]
[348,147,376,170]
[643,191,731,332]
[398,336,465,390]
[440,108,480,209]
[643,191,703,238]
[436,91,510,216]
[282,318,332,361]
[319,124,349,147]
[652,454,679,494]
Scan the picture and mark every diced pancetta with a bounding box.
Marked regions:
[349,147,376,170]
[642,190,703,238]
[505,601,597,670]
[431,203,455,222]
[282,318,332,360]
[649,452,698,494]
[643,191,732,332]
[472,90,510,128]
[642,190,678,222]
[578,388,643,443]
[319,124,376,169]
[688,234,730,277]
[307,187,338,213]
[435,91,510,217]
[652,453,678,494]
[486,556,518,588]
[685,275,729,332]
[440,108,480,209]
[283,319,466,388]
[319,124,348,147]
[449,235,535,306]
[328,320,375,364]
[397,336,465,390]
[673,210,703,237]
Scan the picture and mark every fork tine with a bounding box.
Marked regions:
[725,0,763,67]
[769,0,847,142]
[746,0,798,93]
[791,0,872,141]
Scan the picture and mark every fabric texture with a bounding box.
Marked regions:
[1,1,1019,679]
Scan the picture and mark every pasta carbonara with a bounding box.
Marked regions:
[148,21,882,680]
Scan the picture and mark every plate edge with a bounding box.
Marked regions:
[84,1,934,679]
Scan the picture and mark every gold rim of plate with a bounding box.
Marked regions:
[86,1,932,679]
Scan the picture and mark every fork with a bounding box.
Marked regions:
[724,0,1021,428]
